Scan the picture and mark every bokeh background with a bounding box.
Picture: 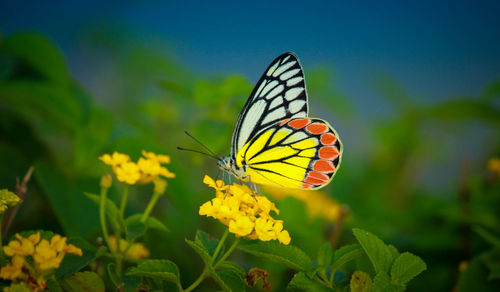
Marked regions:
[1,1,500,291]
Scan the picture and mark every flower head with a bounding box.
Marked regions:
[0,189,22,214]
[0,233,82,291]
[199,176,291,245]
[100,150,175,185]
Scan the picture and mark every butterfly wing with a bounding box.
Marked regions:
[231,53,309,159]
[235,118,342,190]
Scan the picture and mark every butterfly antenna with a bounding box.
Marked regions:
[183,130,218,156]
[176,147,218,160]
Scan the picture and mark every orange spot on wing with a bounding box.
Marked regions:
[319,147,339,160]
[313,160,335,173]
[320,133,336,145]
[279,119,291,126]
[304,175,324,185]
[288,118,310,129]
[306,123,328,134]
[308,171,330,182]
[301,182,315,189]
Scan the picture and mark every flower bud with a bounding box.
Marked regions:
[100,174,112,188]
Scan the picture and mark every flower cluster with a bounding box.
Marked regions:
[0,189,22,213]
[100,150,175,185]
[263,186,345,223]
[199,176,290,245]
[488,157,500,177]
[108,236,150,259]
[0,233,82,291]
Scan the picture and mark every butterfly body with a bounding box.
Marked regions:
[218,53,342,190]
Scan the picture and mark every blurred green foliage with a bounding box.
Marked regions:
[1,31,500,291]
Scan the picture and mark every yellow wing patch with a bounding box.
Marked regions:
[235,117,342,190]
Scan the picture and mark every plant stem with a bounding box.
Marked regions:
[99,185,112,251]
[119,185,130,218]
[183,230,234,292]
[211,229,229,263]
[214,237,240,268]
[184,268,208,292]
[141,191,162,223]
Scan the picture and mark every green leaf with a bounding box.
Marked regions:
[390,252,427,285]
[47,278,63,292]
[107,263,120,287]
[426,99,500,127]
[56,237,98,280]
[61,271,105,292]
[238,241,313,272]
[473,226,500,248]
[1,283,31,292]
[372,272,403,292]
[350,271,372,292]
[195,230,222,258]
[217,261,246,276]
[126,259,180,284]
[2,32,70,85]
[317,242,333,268]
[185,239,212,266]
[214,269,246,292]
[126,214,169,233]
[457,256,500,292]
[84,192,124,233]
[330,244,363,272]
[353,228,394,274]
[34,160,100,237]
[125,218,147,242]
[107,263,141,292]
[286,272,334,292]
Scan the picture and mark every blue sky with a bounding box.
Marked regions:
[2,0,500,109]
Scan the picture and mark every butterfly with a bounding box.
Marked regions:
[216,53,343,190]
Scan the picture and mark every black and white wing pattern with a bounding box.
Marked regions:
[231,52,309,158]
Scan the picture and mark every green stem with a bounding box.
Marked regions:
[214,237,240,268]
[141,191,162,223]
[184,268,208,292]
[99,186,112,251]
[183,230,232,292]
[211,229,229,263]
[119,185,130,218]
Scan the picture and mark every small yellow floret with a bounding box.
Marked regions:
[108,236,150,259]
[115,162,141,184]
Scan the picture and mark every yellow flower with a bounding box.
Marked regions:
[488,157,500,176]
[31,235,82,271]
[3,234,39,257]
[254,218,275,241]
[99,152,130,166]
[108,236,150,259]
[0,189,22,214]
[0,256,25,280]
[33,239,63,271]
[263,186,344,223]
[200,176,291,245]
[0,233,82,290]
[229,216,254,237]
[115,162,141,184]
[203,175,229,196]
[100,151,175,185]
[142,150,171,164]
